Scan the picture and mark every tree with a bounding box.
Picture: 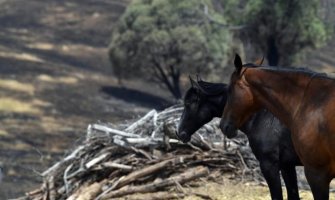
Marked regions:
[220,0,332,66]
[109,0,233,99]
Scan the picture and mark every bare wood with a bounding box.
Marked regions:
[111,158,174,190]
[48,176,56,200]
[156,107,183,120]
[108,154,195,192]
[91,124,140,138]
[130,147,152,160]
[85,153,110,169]
[101,166,209,199]
[67,182,103,200]
[67,180,107,200]
[16,105,260,200]
[101,162,133,171]
[42,181,48,200]
[125,109,157,132]
[26,188,42,196]
[63,163,74,195]
[126,138,158,146]
[42,145,85,176]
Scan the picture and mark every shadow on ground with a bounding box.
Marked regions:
[101,86,173,110]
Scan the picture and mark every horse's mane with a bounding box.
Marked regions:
[185,80,227,99]
[243,63,312,72]
[242,63,330,78]
[197,80,227,96]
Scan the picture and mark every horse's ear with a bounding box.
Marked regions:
[189,75,197,88]
[196,74,203,82]
[234,54,243,74]
[254,56,265,65]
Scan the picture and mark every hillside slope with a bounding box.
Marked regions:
[0,0,171,198]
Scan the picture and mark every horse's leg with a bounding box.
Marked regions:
[304,167,330,200]
[281,166,299,200]
[259,160,283,200]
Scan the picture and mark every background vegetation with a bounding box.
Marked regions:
[109,0,334,98]
[237,0,332,66]
[109,0,234,99]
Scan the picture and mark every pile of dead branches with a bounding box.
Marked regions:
[16,105,262,200]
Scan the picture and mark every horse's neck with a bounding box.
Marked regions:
[246,69,309,128]
[239,113,256,134]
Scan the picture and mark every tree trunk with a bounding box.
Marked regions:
[152,59,182,100]
[170,66,182,99]
[266,36,280,66]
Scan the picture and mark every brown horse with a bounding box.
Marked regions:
[220,54,335,200]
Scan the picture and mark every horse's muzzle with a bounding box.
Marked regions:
[176,131,191,143]
[220,120,238,139]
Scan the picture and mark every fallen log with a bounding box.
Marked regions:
[66,181,103,200]
[109,155,195,191]
[100,166,209,199]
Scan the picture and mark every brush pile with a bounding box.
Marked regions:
[16,105,262,200]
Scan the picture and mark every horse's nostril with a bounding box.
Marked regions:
[179,131,187,138]
[176,131,190,143]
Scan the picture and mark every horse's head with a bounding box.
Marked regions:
[176,76,227,143]
[219,54,262,138]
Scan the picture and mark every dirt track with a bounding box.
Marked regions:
[0,0,334,199]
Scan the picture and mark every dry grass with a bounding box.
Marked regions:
[0,51,44,63]
[0,79,35,95]
[183,181,318,200]
[0,129,9,136]
[110,174,325,200]
[26,42,55,50]
[0,139,32,151]
[31,99,52,107]
[37,74,78,85]
[0,97,41,114]
[39,116,63,133]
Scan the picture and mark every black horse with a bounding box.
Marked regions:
[176,78,302,200]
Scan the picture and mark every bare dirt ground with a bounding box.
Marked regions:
[0,0,334,199]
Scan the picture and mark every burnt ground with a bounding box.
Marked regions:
[0,0,334,199]
[0,0,174,198]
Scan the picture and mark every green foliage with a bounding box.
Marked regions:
[220,0,332,65]
[109,0,233,90]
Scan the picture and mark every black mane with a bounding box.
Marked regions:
[197,80,227,96]
[184,80,227,100]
